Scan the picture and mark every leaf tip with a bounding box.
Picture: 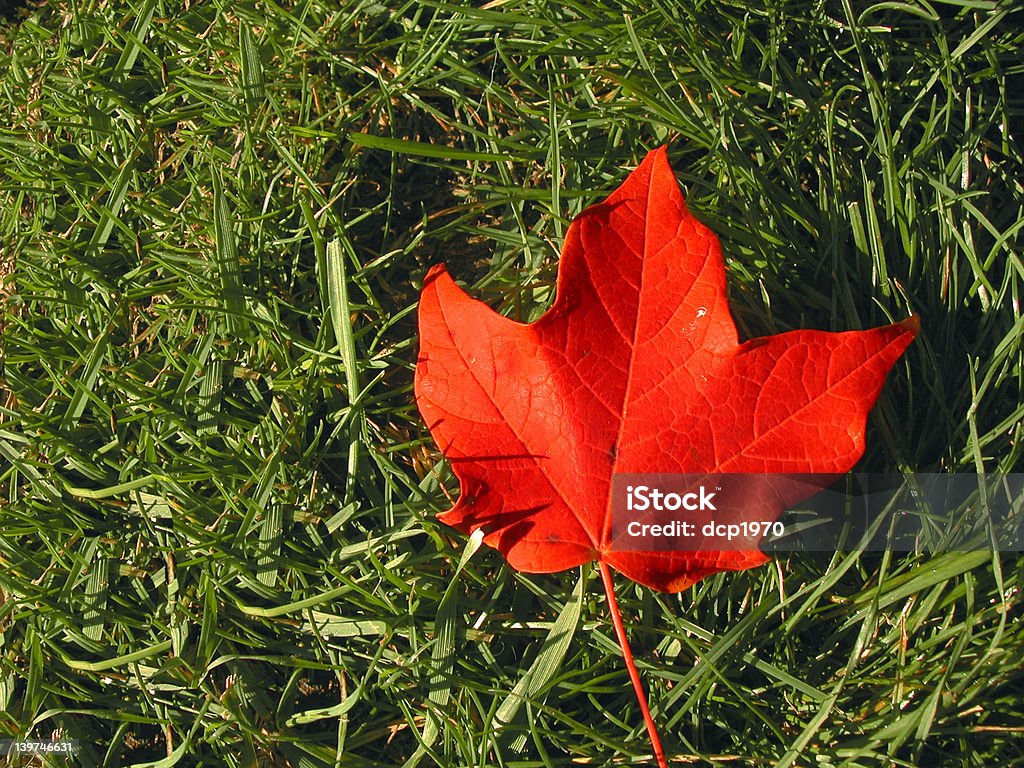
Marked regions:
[900,313,921,337]
[423,263,450,284]
[642,144,671,172]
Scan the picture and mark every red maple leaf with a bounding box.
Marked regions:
[415,147,917,765]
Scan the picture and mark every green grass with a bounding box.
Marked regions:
[1,0,1022,766]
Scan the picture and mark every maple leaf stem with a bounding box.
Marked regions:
[598,561,668,768]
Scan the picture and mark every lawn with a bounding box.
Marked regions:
[1,0,1022,766]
